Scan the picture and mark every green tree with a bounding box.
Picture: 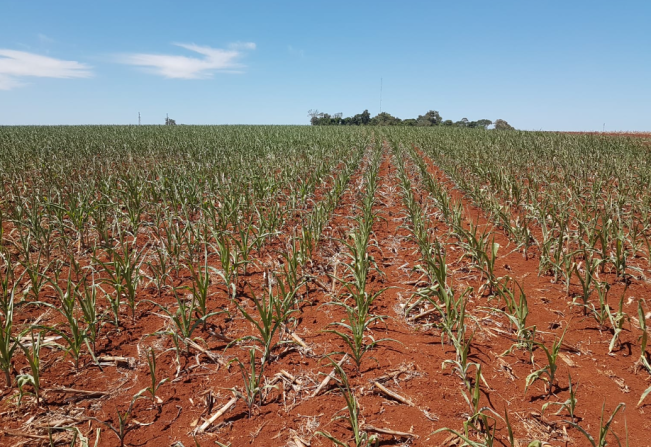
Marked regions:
[370,112,401,126]
[416,110,442,126]
[476,119,492,129]
[494,119,515,130]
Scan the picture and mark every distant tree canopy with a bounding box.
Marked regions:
[494,119,515,130]
[308,109,513,130]
[165,117,177,126]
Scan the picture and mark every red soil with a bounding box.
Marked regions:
[1,146,650,446]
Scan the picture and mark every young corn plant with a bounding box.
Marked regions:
[566,403,625,447]
[231,224,269,276]
[77,276,100,353]
[606,286,629,353]
[611,236,630,280]
[0,250,20,315]
[134,347,169,404]
[325,298,395,371]
[462,366,499,444]
[188,251,214,323]
[17,331,43,404]
[279,239,304,293]
[443,328,488,398]
[492,280,537,359]
[231,276,299,365]
[477,238,501,296]
[94,238,145,326]
[230,349,273,417]
[316,357,377,447]
[573,254,601,314]
[542,373,578,422]
[559,252,577,296]
[20,250,51,302]
[525,329,566,396]
[432,286,473,347]
[211,231,245,299]
[148,287,224,369]
[145,246,170,297]
[94,405,134,447]
[590,282,612,329]
[637,300,651,373]
[431,369,499,447]
[0,292,25,387]
[37,274,95,369]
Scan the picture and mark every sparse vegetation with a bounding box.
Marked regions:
[0,125,646,445]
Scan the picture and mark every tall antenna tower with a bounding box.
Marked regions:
[380,78,383,114]
[138,112,141,125]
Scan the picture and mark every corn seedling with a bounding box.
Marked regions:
[316,356,377,446]
[20,250,51,302]
[504,409,544,447]
[0,249,19,315]
[231,276,299,365]
[232,224,269,276]
[565,402,625,447]
[148,287,224,366]
[92,404,135,447]
[230,349,273,417]
[36,274,93,368]
[325,299,396,371]
[94,237,146,326]
[77,276,100,353]
[590,281,612,329]
[605,286,629,353]
[0,292,25,387]
[145,246,170,296]
[188,250,214,322]
[17,331,42,404]
[525,329,566,396]
[212,231,245,298]
[492,279,537,358]
[637,300,651,373]
[134,347,169,404]
[573,254,601,313]
[542,374,578,422]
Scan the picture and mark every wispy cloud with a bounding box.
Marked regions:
[118,42,256,79]
[37,33,55,44]
[288,45,305,58]
[0,49,92,90]
[229,42,256,51]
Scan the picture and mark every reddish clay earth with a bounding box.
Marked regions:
[1,146,651,447]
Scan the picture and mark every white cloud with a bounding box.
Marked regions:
[37,33,55,44]
[0,74,23,90]
[0,49,92,90]
[229,42,256,50]
[288,45,305,58]
[118,42,255,79]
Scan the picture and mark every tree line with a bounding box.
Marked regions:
[308,109,514,130]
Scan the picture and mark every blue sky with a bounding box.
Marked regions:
[1,1,650,130]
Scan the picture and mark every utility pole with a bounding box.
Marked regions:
[380,78,383,114]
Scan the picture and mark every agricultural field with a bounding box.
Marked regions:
[1,125,651,446]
